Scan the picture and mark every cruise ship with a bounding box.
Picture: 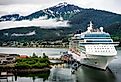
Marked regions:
[68,22,119,70]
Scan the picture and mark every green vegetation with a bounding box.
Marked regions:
[15,54,50,69]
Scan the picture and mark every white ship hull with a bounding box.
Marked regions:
[80,55,115,70]
[68,51,115,70]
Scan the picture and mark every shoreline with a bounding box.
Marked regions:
[0,67,51,73]
[0,46,121,49]
[0,46,69,48]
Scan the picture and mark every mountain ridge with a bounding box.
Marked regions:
[0,2,82,22]
[0,2,120,22]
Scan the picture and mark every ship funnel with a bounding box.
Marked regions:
[100,27,104,32]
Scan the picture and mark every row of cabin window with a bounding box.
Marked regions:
[87,46,113,47]
[87,48,114,49]
[88,50,113,52]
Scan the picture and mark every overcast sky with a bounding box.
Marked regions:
[0,0,121,16]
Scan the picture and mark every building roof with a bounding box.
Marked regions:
[19,55,29,58]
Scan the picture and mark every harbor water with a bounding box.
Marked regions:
[0,47,121,82]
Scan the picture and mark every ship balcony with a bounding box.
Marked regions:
[85,50,117,56]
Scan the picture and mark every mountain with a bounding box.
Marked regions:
[0,2,121,42]
[0,2,82,22]
[0,14,22,21]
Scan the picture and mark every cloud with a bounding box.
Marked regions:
[0,16,70,30]
[0,4,45,16]
[89,0,121,14]
[11,31,36,36]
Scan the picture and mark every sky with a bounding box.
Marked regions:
[0,0,121,16]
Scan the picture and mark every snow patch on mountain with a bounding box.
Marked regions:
[38,15,48,20]
[55,2,68,7]
[4,33,9,36]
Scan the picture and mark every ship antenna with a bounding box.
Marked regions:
[87,21,93,32]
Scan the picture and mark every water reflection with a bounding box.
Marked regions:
[15,71,50,82]
[76,66,116,82]
[48,68,76,82]
[0,66,117,82]
[0,72,50,82]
